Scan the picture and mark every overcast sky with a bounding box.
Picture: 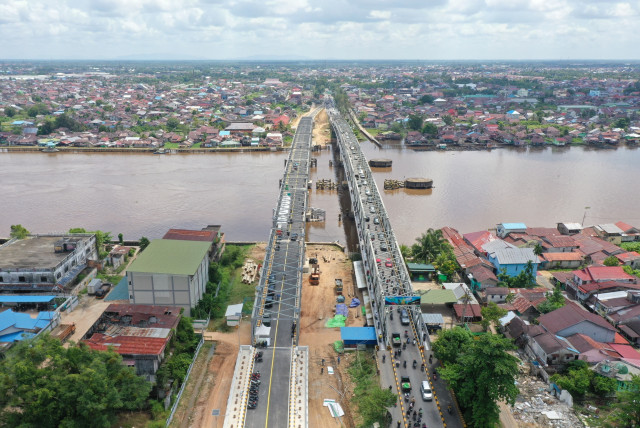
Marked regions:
[1,0,639,60]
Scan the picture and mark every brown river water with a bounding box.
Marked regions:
[2,144,640,247]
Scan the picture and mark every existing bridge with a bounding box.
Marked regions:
[327,98,463,428]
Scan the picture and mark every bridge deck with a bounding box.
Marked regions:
[327,99,463,428]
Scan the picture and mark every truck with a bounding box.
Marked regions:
[95,283,112,299]
[392,333,402,347]
[334,278,343,295]
[401,376,411,392]
[309,266,320,285]
[87,278,102,295]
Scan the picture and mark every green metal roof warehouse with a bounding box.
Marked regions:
[127,239,210,275]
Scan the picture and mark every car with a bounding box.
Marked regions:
[385,258,392,268]
[364,216,370,222]
[263,313,272,327]
[380,243,388,252]
[376,258,381,264]
[400,309,410,325]
[373,217,380,225]
[420,381,433,401]
[369,206,375,213]
[378,233,385,240]
[291,233,298,241]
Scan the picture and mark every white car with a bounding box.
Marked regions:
[420,381,433,401]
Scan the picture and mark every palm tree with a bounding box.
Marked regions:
[413,228,451,264]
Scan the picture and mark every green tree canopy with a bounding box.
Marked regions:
[603,255,620,266]
[10,224,30,239]
[411,228,451,265]
[419,94,435,105]
[537,286,566,314]
[439,334,520,427]
[421,122,438,136]
[481,302,508,330]
[407,114,424,131]
[432,326,473,367]
[0,335,151,428]
[166,117,180,131]
[4,106,17,117]
[139,236,151,251]
[608,375,640,427]
[443,114,454,126]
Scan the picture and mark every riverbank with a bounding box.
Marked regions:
[0,145,288,154]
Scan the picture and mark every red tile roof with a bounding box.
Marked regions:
[542,252,583,262]
[573,266,637,283]
[453,303,482,318]
[607,343,640,359]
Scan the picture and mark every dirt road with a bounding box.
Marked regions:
[312,108,331,146]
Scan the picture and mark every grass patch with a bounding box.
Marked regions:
[111,411,151,428]
[365,128,382,137]
[97,272,124,285]
[209,318,234,332]
[163,142,180,149]
[348,351,396,427]
[191,142,201,149]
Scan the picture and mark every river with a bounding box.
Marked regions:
[1,145,639,247]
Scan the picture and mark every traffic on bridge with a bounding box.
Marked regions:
[327,97,463,428]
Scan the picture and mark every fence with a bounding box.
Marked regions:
[165,336,205,427]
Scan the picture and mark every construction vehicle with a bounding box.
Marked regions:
[309,266,320,285]
[334,278,343,295]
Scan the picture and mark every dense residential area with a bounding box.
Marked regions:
[0,63,314,149]
[2,62,640,151]
[412,220,640,423]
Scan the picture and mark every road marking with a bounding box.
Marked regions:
[264,245,289,428]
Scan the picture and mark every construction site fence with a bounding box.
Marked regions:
[165,336,205,427]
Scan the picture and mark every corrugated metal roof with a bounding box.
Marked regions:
[420,289,457,304]
[422,313,444,324]
[127,239,210,276]
[490,247,538,265]
[0,295,56,303]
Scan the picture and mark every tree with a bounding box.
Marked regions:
[439,334,519,427]
[407,114,424,131]
[37,120,55,135]
[118,233,124,244]
[608,375,640,427]
[433,251,458,278]
[533,243,543,256]
[481,302,508,331]
[551,362,592,398]
[0,335,151,428]
[9,224,29,239]
[4,106,17,117]
[399,244,412,262]
[412,228,451,265]
[590,374,617,396]
[537,286,566,314]
[419,94,434,105]
[612,117,630,130]
[603,255,620,266]
[139,237,150,251]
[166,117,180,131]
[443,114,454,126]
[432,327,473,367]
[421,122,438,136]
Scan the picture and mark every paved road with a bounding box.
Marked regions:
[245,115,315,428]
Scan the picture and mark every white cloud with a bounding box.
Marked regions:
[0,0,638,59]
